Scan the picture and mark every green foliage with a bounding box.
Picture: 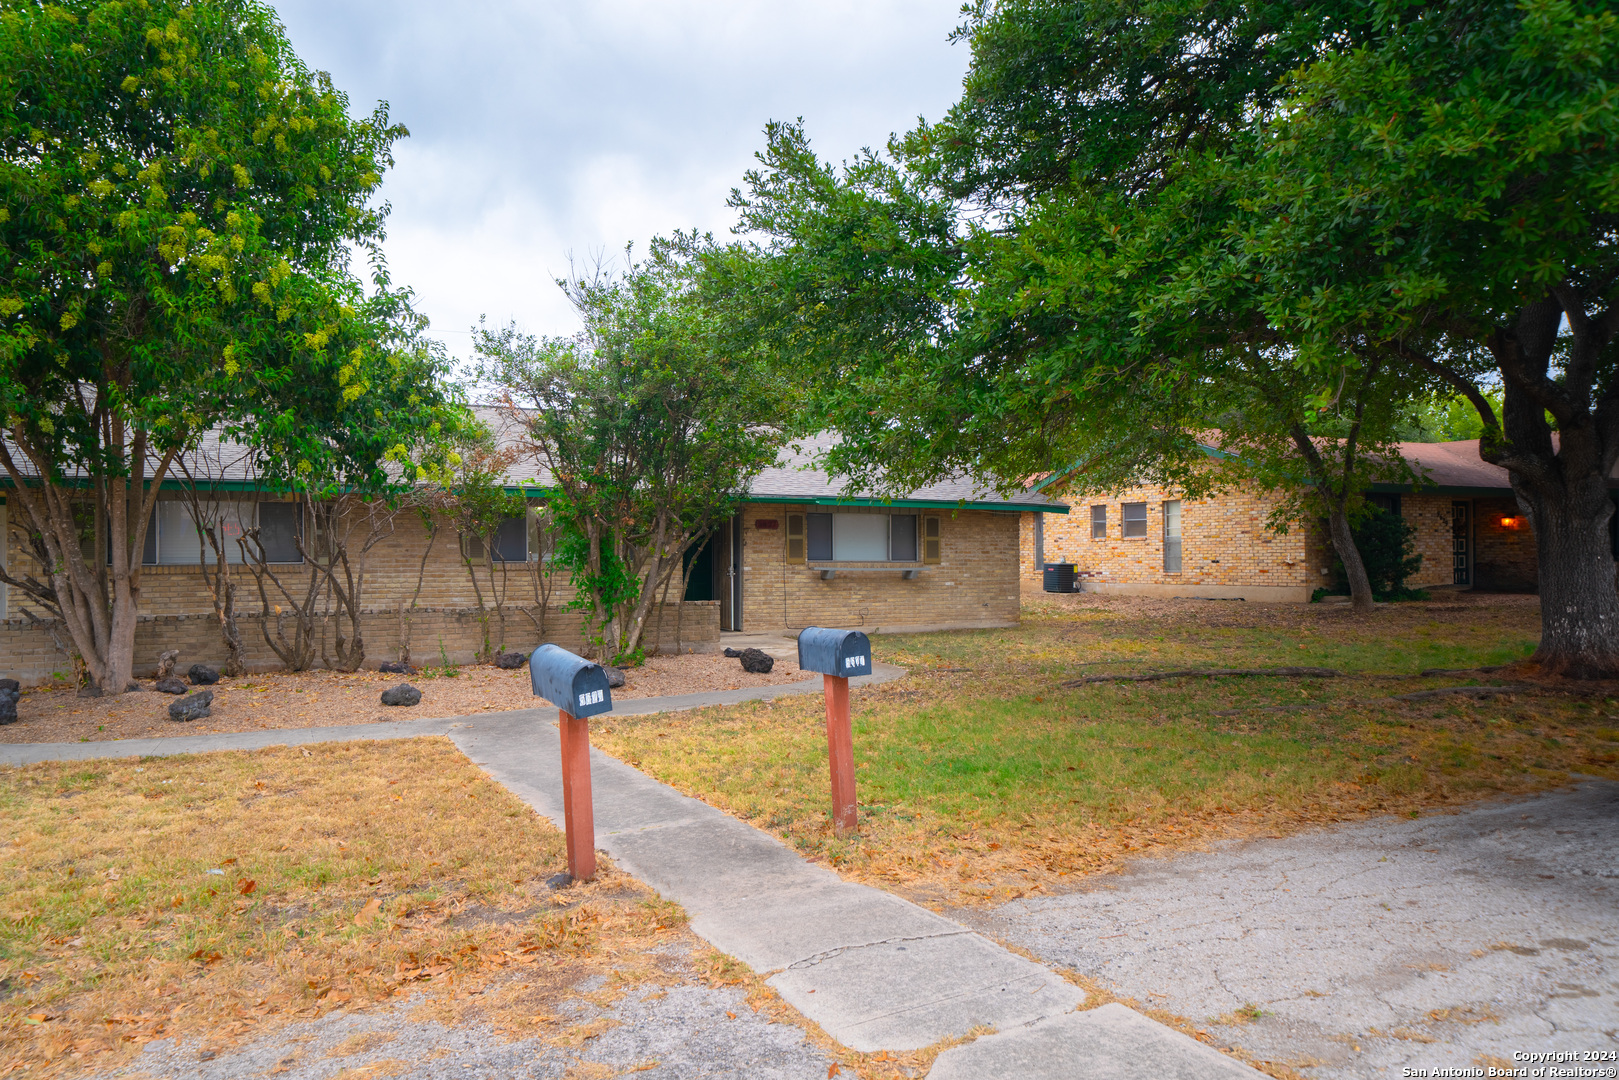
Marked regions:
[550,518,643,661]
[1402,391,1508,443]
[0,0,405,479]
[478,234,790,664]
[733,0,1619,658]
[0,0,457,685]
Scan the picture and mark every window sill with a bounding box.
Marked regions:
[1119,535,1149,541]
[808,564,925,581]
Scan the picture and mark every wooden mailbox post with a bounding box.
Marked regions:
[796,627,872,837]
[529,644,614,882]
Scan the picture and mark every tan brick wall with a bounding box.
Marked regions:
[1021,482,1314,602]
[1,494,717,683]
[1402,493,1462,589]
[0,494,588,621]
[1018,482,1537,601]
[738,503,1021,631]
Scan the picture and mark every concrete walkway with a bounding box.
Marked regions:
[3,666,1260,1078]
[974,781,1619,1078]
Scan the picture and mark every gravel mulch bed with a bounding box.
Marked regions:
[0,653,810,745]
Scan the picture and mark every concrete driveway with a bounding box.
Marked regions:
[973,782,1619,1078]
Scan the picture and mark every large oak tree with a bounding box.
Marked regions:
[734,0,1619,669]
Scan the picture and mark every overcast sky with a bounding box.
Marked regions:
[268,0,971,353]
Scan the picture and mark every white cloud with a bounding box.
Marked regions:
[270,0,969,349]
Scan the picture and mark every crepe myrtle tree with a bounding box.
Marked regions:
[234,280,469,674]
[478,235,789,664]
[0,0,407,692]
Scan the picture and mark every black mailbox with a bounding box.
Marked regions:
[529,644,614,718]
[797,627,872,678]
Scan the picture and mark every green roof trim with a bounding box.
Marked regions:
[2,478,1060,512]
[1367,482,1513,496]
[740,494,1066,513]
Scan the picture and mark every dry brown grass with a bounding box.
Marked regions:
[0,652,810,746]
[589,595,1619,910]
[0,739,696,1077]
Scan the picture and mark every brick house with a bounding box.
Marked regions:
[1019,439,1541,602]
[690,434,1061,634]
[1,429,1062,683]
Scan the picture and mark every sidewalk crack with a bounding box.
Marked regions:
[782,929,975,970]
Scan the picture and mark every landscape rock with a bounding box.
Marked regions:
[155,650,180,680]
[602,665,626,688]
[154,676,188,695]
[378,660,415,674]
[0,678,19,694]
[494,650,528,670]
[168,690,213,722]
[723,647,775,674]
[380,683,422,707]
[0,688,17,725]
[188,663,220,686]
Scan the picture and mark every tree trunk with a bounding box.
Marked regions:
[1510,471,1619,678]
[1477,296,1619,678]
[1325,505,1376,613]
[1288,420,1376,612]
[0,429,171,695]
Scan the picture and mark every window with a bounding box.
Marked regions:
[923,515,942,564]
[490,515,528,562]
[834,514,888,560]
[804,512,924,562]
[104,509,159,565]
[1163,500,1182,573]
[1090,505,1107,539]
[1122,502,1147,539]
[156,501,254,565]
[1368,493,1401,517]
[1032,513,1044,569]
[256,502,302,563]
[890,514,918,561]
[807,513,833,561]
[113,500,301,565]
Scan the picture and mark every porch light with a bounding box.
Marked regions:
[1499,514,1521,529]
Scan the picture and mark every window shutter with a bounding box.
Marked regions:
[922,516,942,564]
[786,514,806,562]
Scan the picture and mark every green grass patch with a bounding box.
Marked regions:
[591,596,1618,907]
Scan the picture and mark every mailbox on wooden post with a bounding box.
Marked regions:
[529,644,614,882]
[796,627,871,837]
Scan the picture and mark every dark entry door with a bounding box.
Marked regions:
[718,514,743,631]
[1452,501,1471,585]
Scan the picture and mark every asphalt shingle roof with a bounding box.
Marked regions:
[748,433,1064,511]
[1,415,1068,511]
